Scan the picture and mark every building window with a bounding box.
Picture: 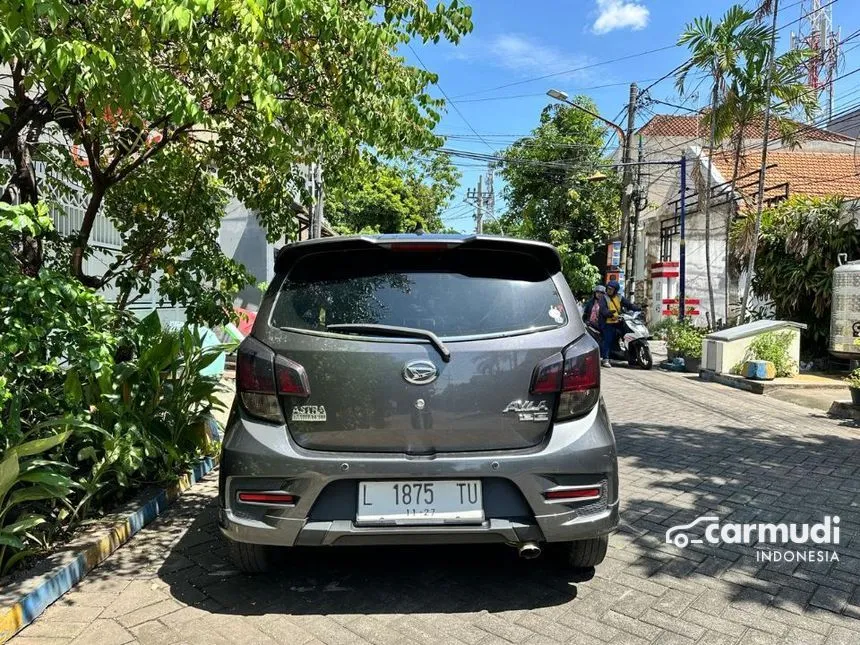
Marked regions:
[659,214,680,262]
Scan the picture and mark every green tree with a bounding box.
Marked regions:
[712,44,815,324]
[101,146,253,325]
[677,4,771,325]
[327,154,460,234]
[731,196,856,355]
[499,102,621,296]
[0,0,473,287]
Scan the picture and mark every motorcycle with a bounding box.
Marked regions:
[587,311,653,370]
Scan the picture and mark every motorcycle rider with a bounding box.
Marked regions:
[582,285,612,367]
[603,280,639,367]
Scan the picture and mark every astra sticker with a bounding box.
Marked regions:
[503,400,549,422]
[291,405,327,422]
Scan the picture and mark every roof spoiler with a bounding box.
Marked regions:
[274,235,562,274]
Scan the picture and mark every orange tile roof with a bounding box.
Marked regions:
[709,150,860,201]
[639,114,853,144]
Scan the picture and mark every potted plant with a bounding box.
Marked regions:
[667,323,705,373]
[844,368,860,406]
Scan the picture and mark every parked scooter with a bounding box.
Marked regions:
[587,311,653,369]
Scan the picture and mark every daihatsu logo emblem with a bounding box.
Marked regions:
[403,360,437,385]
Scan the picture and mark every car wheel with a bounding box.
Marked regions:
[228,538,275,574]
[547,535,609,569]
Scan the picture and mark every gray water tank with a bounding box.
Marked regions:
[830,257,860,359]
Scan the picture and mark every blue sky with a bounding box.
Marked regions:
[406,0,860,232]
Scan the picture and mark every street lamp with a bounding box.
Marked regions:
[547,88,632,298]
[546,89,625,141]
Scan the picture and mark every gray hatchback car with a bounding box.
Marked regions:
[219,234,619,572]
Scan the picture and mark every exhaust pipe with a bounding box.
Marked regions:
[518,542,542,560]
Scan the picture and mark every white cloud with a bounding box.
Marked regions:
[486,34,595,81]
[593,0,650,35]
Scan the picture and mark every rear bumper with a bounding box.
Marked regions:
[218,400,619,547]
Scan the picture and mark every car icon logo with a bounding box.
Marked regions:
[665,515,720,548]
[403,360,438,385]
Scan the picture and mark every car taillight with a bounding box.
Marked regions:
[529,335,600,420]
[275,356,311,397]
[531,352,563,393]
[236,337,309,422]
[559,341,600,420]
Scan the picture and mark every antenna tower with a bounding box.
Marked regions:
[791,0,841,122]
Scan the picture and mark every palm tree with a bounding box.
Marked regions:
[711,45,817,324]
[676,5,770,327]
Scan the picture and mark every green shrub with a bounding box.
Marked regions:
[650,317,680,341]
[740,331,797,378]
[1,204,235,573]
[731,195,860,356]
[667,323,706,358]
[64,312,233,521]
[844,368,860,389]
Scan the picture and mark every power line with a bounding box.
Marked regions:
[449,78,661,104]
[638,57,860,164]
[407,43,496,154]
[449,45,679,100]
[639,0,836,99]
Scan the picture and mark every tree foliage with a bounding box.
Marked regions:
[101,146,253,325]
[731,196,858,355]
[1,0,473,291]
[498,102,621,296]
[326,153,460,234]
[677,4,817,323]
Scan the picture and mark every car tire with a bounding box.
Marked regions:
[228,538,274,574]
[637,343,653,370]
[548,535,609,569]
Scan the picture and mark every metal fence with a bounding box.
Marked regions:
[2,158,173,319]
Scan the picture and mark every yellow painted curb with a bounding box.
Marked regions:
[0,456,218,643]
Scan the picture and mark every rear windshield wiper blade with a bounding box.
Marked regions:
[326,323,451,362]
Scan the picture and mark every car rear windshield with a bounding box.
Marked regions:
[270,248,568,338]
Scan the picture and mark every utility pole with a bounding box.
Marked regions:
[485,166,494,229]
[476,173,483,234]
[629,135,646,301]
[311,162,324,239]
[619,82,638,295]
[466,168,493,234]
[679,153,687,323]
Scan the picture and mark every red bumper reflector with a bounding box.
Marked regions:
[237,492,297,504]
[544,487,601,501]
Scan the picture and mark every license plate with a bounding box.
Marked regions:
[356,480,484,525]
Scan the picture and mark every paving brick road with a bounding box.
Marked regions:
[14,368,860,644]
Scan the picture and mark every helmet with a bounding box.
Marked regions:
[594,285,606,293]
[607,280,620,291]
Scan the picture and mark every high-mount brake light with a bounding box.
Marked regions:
[380,242,456,252]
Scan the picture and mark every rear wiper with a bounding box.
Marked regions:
[326,323,451,362]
